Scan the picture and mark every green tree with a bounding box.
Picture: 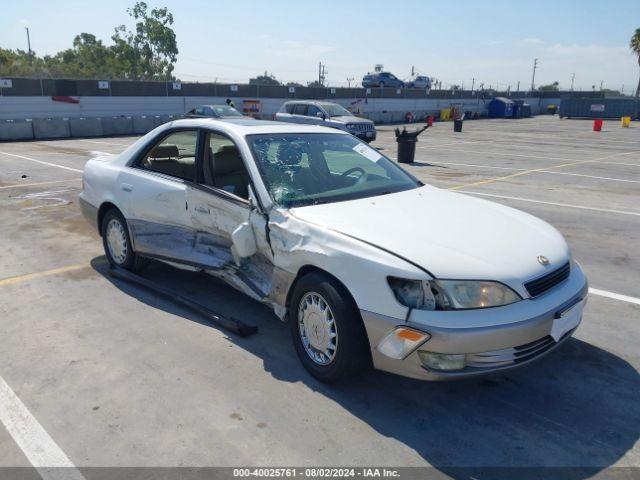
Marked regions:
[249,72,281,86]
[0,2,178,80]
[538,81,560,92]
[112,2,179,79]
[630,28,640,97]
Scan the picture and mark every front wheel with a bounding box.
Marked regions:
[289,272,370,382]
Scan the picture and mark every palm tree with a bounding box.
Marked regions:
[631,28,640,97]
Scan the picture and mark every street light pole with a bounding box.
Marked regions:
[570,72,575,91]
[25,27,33,65]
[530,58,538,91]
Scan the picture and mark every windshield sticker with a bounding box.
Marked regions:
[352,143,382,163]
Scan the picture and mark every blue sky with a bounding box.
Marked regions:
[1,0,638,91]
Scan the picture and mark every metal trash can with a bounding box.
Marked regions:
[453,119,463,132]
[395,125,429,163]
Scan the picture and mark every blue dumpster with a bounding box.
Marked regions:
[488,97,515,118]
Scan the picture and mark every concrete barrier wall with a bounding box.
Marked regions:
[69,117,104,137]
[101,116,134,136]
[132,115,157,134]
[0,95,563,141]
[0,95,562,121]
[32,118,71,139]
[0,120,34,141]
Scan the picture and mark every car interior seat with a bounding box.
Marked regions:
[210,145,249,199]
[145,144,195,179]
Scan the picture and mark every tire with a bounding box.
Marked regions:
[289,271,370,383]
[101,208,147,272]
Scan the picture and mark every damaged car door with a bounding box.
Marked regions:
[122,129,199,264]
[185,130,273,300]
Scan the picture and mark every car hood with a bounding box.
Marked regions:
[330,116,373,125]
[289,186,570,289]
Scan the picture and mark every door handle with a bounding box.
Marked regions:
[121,183,133,192]
[194,206,210,215]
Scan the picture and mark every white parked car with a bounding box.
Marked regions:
[80,118,588,382]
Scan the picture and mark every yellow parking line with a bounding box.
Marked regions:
[0,264,89,287]
[0,179,82,190]
[448,150,640,191]
[448,159,589,191]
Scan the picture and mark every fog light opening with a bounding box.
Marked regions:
[418,351,466,371]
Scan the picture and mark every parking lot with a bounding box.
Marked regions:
[0,116,639,478]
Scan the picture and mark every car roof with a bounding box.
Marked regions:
[284,100,335,106]
[165,117,350,135]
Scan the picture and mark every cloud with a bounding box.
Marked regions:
[522,37,544,45]
[544,42,628,57]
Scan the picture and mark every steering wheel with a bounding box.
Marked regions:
[341,167,367,183]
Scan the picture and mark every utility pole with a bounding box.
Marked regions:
[471,77,475,92]
[318,62,328,87]
[530,58,538,91]
[516,80,520,92]
[599,80,603,91]
[346,77,354,88]
[570,72,575,91]
[25,27,33,65]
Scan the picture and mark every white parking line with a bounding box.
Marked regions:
[589,288,640,306]
[76,139,132,147]
[0,179,81,190]
[0,152,83,173]
[459,191,640,217]
[0,375,85,480]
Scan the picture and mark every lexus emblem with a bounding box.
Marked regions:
[537,255,550,266]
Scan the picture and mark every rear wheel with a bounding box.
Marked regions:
[101,208,147,272]
[289,272,370,383]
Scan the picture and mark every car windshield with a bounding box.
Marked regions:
[212,105,243,117]
[246,133,421,208]
[319,103,352,117]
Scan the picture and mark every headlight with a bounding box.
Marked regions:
[388,277,521,310]
[346,123,356,130]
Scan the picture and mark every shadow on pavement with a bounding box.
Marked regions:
[92,257,640,479]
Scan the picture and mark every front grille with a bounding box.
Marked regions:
[524,262,571,298]
[466,335,559,369]
[351,123,373,132]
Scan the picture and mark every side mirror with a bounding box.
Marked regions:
[316,112,326,120]
[231,222,257,259]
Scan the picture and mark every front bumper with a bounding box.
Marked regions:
[361,264,588,380]
[354,131,376,141]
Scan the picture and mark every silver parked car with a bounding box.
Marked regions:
[406,75,432,90]
[275,101,376,142]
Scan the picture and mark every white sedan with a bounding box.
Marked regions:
[79,118,588,382]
